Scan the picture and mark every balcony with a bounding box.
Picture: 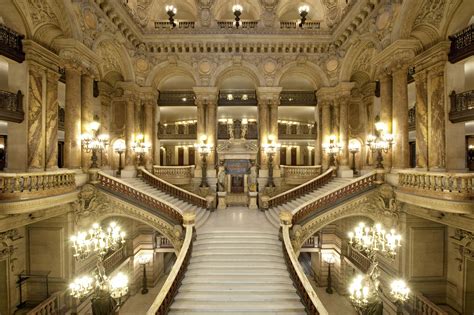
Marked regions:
[218,90,257,106]
[280,21,321,30]
[278,121,317,140]
[280,91,316,106]
[217,21,258,29]
[217,120,258,140]
[449,24,474,63]
[0,90,24,123]
[0,23,25,63]
[158,121,197,140]
[449,90,474,123]
[158,91,195,106]
[154,21,195,29]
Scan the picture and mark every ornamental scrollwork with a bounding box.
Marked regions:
[73,184,109,224]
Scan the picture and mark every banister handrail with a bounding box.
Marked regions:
[292,171,378,225]
[147,225,193,315]
[140,168,208,209]
[96,172,183,226]
[268,168,334,208]
[409,291,449,315]
[282,225,328,315]
[26,291,61,315]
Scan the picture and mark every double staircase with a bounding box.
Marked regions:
[121,177,210,228]
[265,177,354,228]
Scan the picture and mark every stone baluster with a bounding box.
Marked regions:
[81,72,94,169]
[414,70,428,170]
[45,69,61,170]
[392,63,410,169]
[64,63,82,169]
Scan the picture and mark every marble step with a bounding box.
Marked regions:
[197,230,278,237]
[174,291,301,302]
[187,261,287,270]
[169,311,305,315]
[193,243,281,250]
[264,211,280,229]
[178,283,297,292]
[190,255,285,263]
[194,238,281,246]
[181,275,293,285]
[191,249,284,257]
[185,268,290,276]
[169,301,305,312]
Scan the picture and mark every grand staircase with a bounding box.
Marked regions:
[169,209,306,314]
[121,177,210,228]
[265,177,354,228]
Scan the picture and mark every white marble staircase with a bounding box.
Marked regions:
[265,177,355,228]
[121,177,210,229]
[169,227,306,314]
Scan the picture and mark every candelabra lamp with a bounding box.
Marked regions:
[347,222,409,314]
[131,134,151,167]
[137,254,152,295]
[322,135,342,168]
[166,5,177,28]
[366,120,394,169]
[323,253,335,294]
[348,140,361,176]
[232,4,243,28]
[195,135,212,187]
[113,139,126,177]
[468,144,474,162]
[81,118,109,169]
[69,222,128,315]
[298,5,309,28]
[262,135,281,188]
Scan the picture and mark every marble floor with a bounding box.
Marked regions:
[119,275,167,315]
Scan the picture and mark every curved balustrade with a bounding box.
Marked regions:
[282,225,327,315]
[147,225,193,315]
[26,291,61,315]
[96,172,183,226]
[140,168,208,209]
[408,291,449,315]
[281,165,322,185]
[292,172,378,225]
[152,165,195,185]
[268,168,334,209]
[0,170,76,200]
[398,170,473,201]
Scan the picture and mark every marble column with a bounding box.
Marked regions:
[269,97,280,168]
[195,98,206,169]
[338,96,350,167]
[45,70,60,170]
[27,63,45,171]
[332,101,340,137]
[98,83,112,169]
[125,97,135,169]
[206,99,217,168]
[428,64,446,170]
[392,65,410,169]
[64,66,82,169]
[414,70,428,169]
[314,103,321,166]
[81,74,94,169]
[362,83,376,168]
[154,99,161,166]
[257,98,269,169]
[380,73,393,169]
[320,100,331,170]
[144,97,155,169]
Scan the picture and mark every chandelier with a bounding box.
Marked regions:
[348,222,401,259]
[298,5,310,28]
[195,135,213,187]
[366,120,394,169]
[131,134,151,167]
[232,4,243,28]
[166,5,177,28]
[81,117,109,169]
[322,135,342,167]
[262,135,280,188]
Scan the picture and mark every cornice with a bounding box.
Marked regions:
[0,191,78,214]
[372,39,422,68]
[23,40,60,72]
[413,41,451,73]
[0,205,71,233]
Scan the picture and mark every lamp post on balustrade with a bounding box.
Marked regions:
[195,135,212,188]
[348,140,361,176]
[137,254,151,295]
[323,253,335,294]
[366,120,394,170]
[131,134,151,168]
[81,117,109,169]
[262,135,281,188]
[322,135,342,168]
[113,139,126,177]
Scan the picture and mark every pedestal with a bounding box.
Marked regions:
[248,192,258,210]
[217,192,227,210]
[337,166,353,178]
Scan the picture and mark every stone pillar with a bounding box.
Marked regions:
[314,103,321,166]
[338,96,350,167]
[414,71,428,169]
[125,97,135,169]
[154,99,161,166]
[362,83,376,168]
[392,65,410,169]
[81,73,94,169]
[257,98,269,169]
[320,100,331,170]
[144,95,155,170]
[194,92,207,171]
[45,70,60,170]
[428,64,446,170]
[27,63,45,171]
[379,73,393,169]
[64,65,82,169]
[98,82,112,169]
[269,96,280,169]
[206,98,217,168]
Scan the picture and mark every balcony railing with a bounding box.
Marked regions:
[0,170,76,201]
[449,90,474,123]
[449,24,474,63]
[158,91,195,106]
[0,90,24,123]
[58,106,65,131]
[96,172,183,226]
[152,165,195,185]
[280,21,321,30]
[217,21,258,29]
[154,21,195,29]
[217,120,258,140]
[0,23,25,63]
[406,291,449,315]
[140,168,208,209]
[278,122,317,140]
[147,225,193,315]
[26,291,61,315]
[281,165,322,185]
[280,91,316,106]
[408,106,416,131]
[398,170,473,201]
[346,247,371,273]
[218,89,257,106]
[158,122,197,140]
[292,171,378,225]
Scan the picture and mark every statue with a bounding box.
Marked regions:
[217,165,226,192]
[247,160,257,192]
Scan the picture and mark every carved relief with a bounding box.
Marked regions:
[27,0,59,26]
[414,0,446,28]
[73,184,109,223]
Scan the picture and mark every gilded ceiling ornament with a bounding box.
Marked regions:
[414,0,446,28]
[27,0,59,26]
[83,8,98,30]
[73,184,108,223]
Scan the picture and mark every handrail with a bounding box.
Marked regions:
[268,168,334,209]
[96,172,183,226]
[26,291,61,315]
[398,170,473,201]
[292,171,378,225]
[140,168,208,209]
[0,170,76,200]
[282,225,328,315]
[147,225,193,315]
[409,291,449,315]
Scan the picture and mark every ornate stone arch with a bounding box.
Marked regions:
[339,40,379,83]
[211,61,264,87]
[274,61,329,89]
[145,61,199,89]
[390,0,425,41]
[93,37,135,83]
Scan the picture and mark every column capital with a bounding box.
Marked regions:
[56,39,100,76]
[413,41,450,73]
[373,39,420,70]
[361,82,377,98]
[23,40,60,72]
[256,87,282,101]
[193,86,219,99]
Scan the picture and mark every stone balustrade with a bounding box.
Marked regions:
[281,165,322,185]
[279,21,321,30]
[408,292,449,315]
[282,225,327,315]
[147,225,193,315]
[398,170,473,201]
[103,246,127,275]
[152,165,195,185]
[0,170,76,200]
[26,291,61,315]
